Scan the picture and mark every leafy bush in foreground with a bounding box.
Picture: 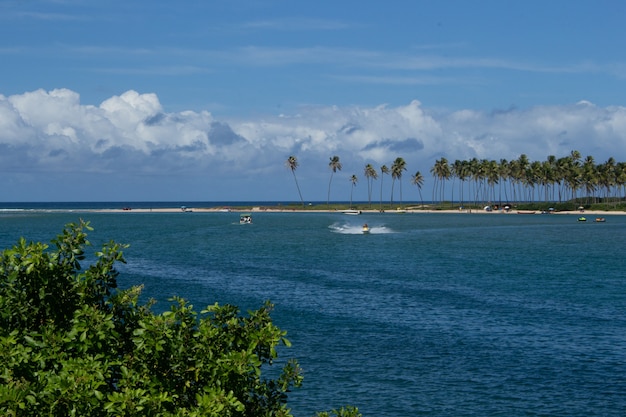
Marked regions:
[0,220,312,416]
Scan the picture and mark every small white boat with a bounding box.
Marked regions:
[342,209,361,215]
[362,224,370,234]
[240,213,252,224]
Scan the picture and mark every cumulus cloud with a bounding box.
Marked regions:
[1,88,625,200]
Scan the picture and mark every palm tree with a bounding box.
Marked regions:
[485,159,499,205]
[349,174,358,208]
[516,154,530,203]
[529,160,542,203]
[498,159,510,206]
[582,155,596,204]
[327,155,342,207]
[379,165,389,211]
[567,150,582,201]
[431,158,450,206]
[616,162,626,203]
[452,159,470,209]
[598,158,616,201]
[391,157,407,207]
[544,155,557,203]
[285,155,305,207]
[411,171,425,208]
[364,164,378,208]
[424,152,626,210]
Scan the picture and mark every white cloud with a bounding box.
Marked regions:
[1,88,625,200]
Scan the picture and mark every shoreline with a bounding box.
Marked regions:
[82,207,626,216]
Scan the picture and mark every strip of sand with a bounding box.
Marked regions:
[90,207,626,216]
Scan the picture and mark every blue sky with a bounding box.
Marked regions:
[1,0,625,202]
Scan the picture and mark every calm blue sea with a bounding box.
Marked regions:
[1,204,625,417]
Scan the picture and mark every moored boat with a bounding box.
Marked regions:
[578,216,586,222]
[342,209,361,215]
[595,217,606,222]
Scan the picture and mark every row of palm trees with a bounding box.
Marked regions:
[286,151,626,208]
[286,155,423,209]
[431,151,626,208]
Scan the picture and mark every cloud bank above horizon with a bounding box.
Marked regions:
[1,88,626,201]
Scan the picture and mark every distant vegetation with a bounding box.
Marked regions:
[285,151,626,211]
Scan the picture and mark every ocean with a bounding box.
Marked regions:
[1,205,625,416]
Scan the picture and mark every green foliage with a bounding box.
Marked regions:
[315,406,361,417]
[0,220,304,416]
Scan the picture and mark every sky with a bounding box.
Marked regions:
[1,0,626,202]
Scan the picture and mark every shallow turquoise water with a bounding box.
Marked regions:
[1,211,625,416]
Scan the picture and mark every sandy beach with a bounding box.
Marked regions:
[93,206,626,216]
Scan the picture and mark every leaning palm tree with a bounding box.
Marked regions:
[364,164,378,208]
[379,165,389,211]
[327,155,342,207]
[285,155,305,207]
[411,171,425,208]
[349,174,358,208]
[390,157,407,207]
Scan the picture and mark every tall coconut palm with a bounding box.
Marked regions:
[498,159,510,206]
[466,158,481,206]
[349,174,358,208]
[450,160,460,207]
[285,155,305,207]
[364,164,378,208]
[616,162,626,203]
[567,150,582,201]
[431,158,450,206]
[427,152,626,209]
[516,154,530,202]
[598,158,616,200]
[391,157,407,207]
[451,159,470,208]
[582,155,597,203]
[379,165,389,210]
[568,165,583,203]
[485,159,499,205]
[327,155,342,207]
[411,171,425,208]
[529,160,542,203]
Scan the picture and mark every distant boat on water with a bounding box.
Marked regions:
[342,209,361,215]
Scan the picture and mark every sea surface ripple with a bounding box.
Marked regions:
[1,209,625,416]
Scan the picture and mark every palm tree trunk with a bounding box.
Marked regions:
[379,176,384,210]
[327,173,334,207]
[291,171,305,207]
